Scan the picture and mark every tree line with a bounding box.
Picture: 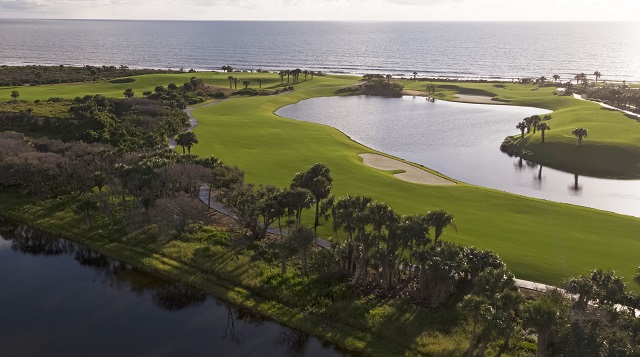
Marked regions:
[0,65,176,87]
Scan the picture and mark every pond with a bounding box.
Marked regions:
[0,219,355,357]
[276,95,640,217]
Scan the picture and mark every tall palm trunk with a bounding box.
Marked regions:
[467,321,477,357]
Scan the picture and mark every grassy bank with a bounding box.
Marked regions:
[0,192,481,357]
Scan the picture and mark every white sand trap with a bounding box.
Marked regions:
[454,94,506,104]
[359,153,455,185]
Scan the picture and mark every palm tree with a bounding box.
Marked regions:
[303,70,309,81]
[593,71,602,83]
[233,77,238,89]
[412,71,418,81]
[537,122,550,143]
[538,76,547,84]
[291,163,333,234]
[227,76,234,89]
[10,90,19,101]
[285,70,291,83]
[523,116,533,133]
[460,295,492,357]
[516,121,526,140]
[425,209,456,246]
[242,80,250,89]
[278,71,286,84]
[385,74,392,83]
[522,292,566,357]
[175,132,198,154]
[552,74,560,82]
[530,115,541,133]
[257,78,263,89]
[293,68,302,83]
[572,127,588,145]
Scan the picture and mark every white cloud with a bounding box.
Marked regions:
[0,0,638,20]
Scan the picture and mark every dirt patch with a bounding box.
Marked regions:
[359,153,455,185]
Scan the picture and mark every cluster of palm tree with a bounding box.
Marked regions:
[221,65,234,72]
[223,163,506,308]
[574,73,588,85]
[326,195,481,301]
[175,132,198,154]
[278,69,314,84]
[520,268,640,357]
[515,115,552,141]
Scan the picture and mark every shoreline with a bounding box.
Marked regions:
[3,63,639,86]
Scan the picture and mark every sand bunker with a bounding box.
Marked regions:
[454,94,506,104]
[359,153,455,185]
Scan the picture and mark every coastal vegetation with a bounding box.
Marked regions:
[0,64,179,86]
[2,66,640,356]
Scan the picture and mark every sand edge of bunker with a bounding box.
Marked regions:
[359,153,456,185]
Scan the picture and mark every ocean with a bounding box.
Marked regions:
[1,19,639,82]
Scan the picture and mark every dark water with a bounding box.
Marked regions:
[276,96,640,217]
[0,220,353,357]
[1,20,639,82]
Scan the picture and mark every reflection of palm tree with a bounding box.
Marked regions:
[276,330,310,355]
[570,174,582,192]
[537,165,543,180]
[515,157,526,170]
[223,305,242,344]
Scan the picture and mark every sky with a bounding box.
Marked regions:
[1,0,639,21]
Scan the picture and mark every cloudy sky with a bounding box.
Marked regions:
[1,0,638,21]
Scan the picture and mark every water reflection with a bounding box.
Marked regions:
[569,174,583,195]
[0,218,355,357]
[277,330,312,356]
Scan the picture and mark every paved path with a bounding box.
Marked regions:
[573,93,640,119]
[169,100,223,149]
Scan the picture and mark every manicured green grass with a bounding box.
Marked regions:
[190,76,640,289]
[403,80,640,178]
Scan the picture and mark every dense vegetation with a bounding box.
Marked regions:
[0,65,179,86]
[2,67,640,356]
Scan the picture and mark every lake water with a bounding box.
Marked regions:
[1,20,640,82]
[276,96,640,217]
[0,220,353,357]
